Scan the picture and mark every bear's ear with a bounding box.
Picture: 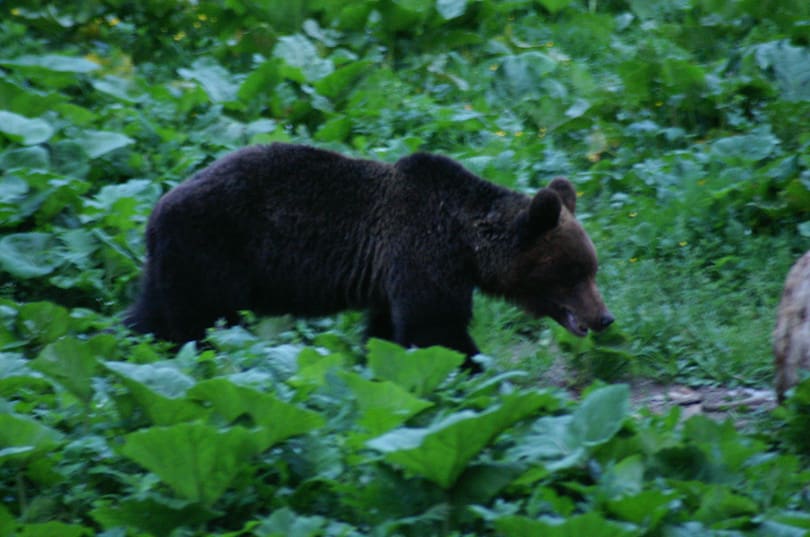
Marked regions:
[549,177,576,214]
[522,188,562,239]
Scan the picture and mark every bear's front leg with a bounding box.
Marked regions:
[390,300,483,373]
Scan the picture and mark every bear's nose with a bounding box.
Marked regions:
[599,313,615,329]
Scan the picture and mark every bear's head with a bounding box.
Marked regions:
[505,177,613,337]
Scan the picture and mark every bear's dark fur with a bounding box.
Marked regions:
[126,143,613,369]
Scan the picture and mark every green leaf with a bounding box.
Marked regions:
[188,378,324,446]
[0,412,63,464]
[572,384,630,446]
[16,521,93,537]
[0,146,50,170]
[508,385,629,471]
[537,0,575,14]
[255,508,328,537]
[313,61,371,99]
[314,115,351,142]
[0,110,54,145]
[92,75,146,103]
[367,339,464,397]
[273,34,334,82]
[437,0,468,20]
[753,40,810,102]
[105,362,203,425]
[178,57,239,103]
[495,511,640,537]
[367,391,548,488]
[605,489,679,528]
[74,129,134,158]
[30,337,100,403]
[495,52,558,101]
[0,54,99,73]
[120,423,266,505]
[710,126,780,163]
[340,371,433,434]
[693,485,758,524]
[16,301,70,344]
[91,498,214,537]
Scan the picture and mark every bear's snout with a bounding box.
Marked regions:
[598,312,615,330]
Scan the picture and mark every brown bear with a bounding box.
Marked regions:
[125,143,613,370]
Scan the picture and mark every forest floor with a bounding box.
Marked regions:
[541,358,777,427]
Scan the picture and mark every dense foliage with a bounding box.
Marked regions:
[1,0,809,535]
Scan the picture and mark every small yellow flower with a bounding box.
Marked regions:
[679,241,688,247]
[628,212,638,218]
[546,41,554,48]
[629,257,638,263]
[495,130,506,137]
[107,16,120,26]
[489,64,499,71]
[11,7,21,15]
[655,101,663,107]
[84,52,103,66]
[198,13,208,21]
[173,31,186,41]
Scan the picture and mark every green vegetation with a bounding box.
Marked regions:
[1,1,809,535]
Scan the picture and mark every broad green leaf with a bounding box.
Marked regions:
[367,391,548,488]
[571,384,630,446]
[537,0,575,14]
[0,54,99,73]
[105,362,202,425]
[0,146,50,170]
[367,339,464,397]
[340,371,433,434]
[437,0,467,20]
[754,40,810,102]
[605,489,679,527]
[238,59,281,104]
[16,521,93,537]
[508,385,629,470]
[693,485,758,524]
[711,126,780,163]
[255,507,327,537]
[0,412,63,463]
[92,75,146,103]
[273,34,334,82]
[313,61,371,99]
[16,301,70,344]
[178,57,239,103]
[91,498,214,536]
[314,115,351,142]
[289,348,345,390]
[496,52,558,100]
[495,512,640,537]
[451,462,525,504]
[188,378,324,446]
[74,129,134,158]
[120,423,265,505]
[509,414,586,471]
[0,110,53,145]
[30,337,100,403]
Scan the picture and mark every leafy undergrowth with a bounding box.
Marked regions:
[2,326,810,536]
